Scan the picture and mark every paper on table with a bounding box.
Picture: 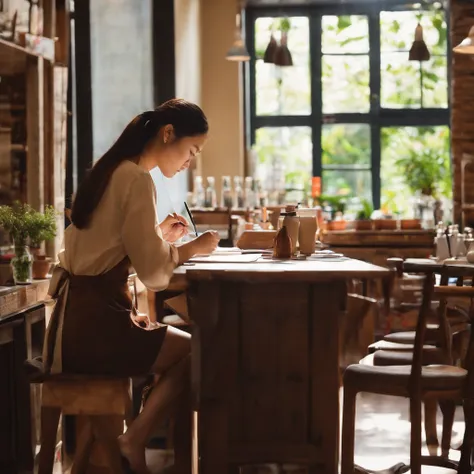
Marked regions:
[211,247,242,254]
[189,254,263,263]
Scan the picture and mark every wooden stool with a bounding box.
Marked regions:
[37,375,132,474]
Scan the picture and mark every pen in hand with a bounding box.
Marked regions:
[184,202,199,236]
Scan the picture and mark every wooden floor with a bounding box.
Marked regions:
[52,393,464,473]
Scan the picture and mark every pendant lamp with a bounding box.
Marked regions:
[263,33,277,63]
[274,31,293,67]
[453,26,474,54]
[226,1,250,62]
[409,23,430,61]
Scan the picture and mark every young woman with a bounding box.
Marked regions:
[44,99,219,474]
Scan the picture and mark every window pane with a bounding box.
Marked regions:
[381,53,421,108]
[322,56,370,113]
[255,17,310,116]
[380,10,447,55]
[322,15,369,54]
[254,127,312,191]
[323,170,372,201]
[421,56,448,108]
[381,126,451,215]
[322,124,371,167]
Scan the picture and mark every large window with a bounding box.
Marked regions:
[247,4,450,211]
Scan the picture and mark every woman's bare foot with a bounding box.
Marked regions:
[118,434,150,474]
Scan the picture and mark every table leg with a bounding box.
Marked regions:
[311,283,344,474]
[196,401,228,473]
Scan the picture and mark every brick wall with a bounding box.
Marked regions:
[451,0,474,224]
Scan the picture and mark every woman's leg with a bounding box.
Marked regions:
[119,325,191,474]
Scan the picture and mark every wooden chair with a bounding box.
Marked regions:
[35,373,132,474]
[382,258,469,351]
[340,293,378,371]
[367,259,470,453]
[341,263,474,474]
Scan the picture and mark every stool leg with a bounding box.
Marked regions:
[71,417,94,474]
[38,406,61,474]
[91,415,125,474]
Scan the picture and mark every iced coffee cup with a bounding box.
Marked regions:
[297,208,319,255]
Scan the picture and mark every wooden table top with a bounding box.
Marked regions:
[403,257,474,274]
[172,257,389,285]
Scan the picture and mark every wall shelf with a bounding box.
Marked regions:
[0,37,54,76]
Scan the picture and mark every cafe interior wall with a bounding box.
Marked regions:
[172,0,202,210]
[199,0,246,192]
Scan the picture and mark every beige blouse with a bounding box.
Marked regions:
[58,160,179,292]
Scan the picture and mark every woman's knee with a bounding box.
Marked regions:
[152,325,191,373]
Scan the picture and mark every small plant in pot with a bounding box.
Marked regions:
[28,206,57,279]
[352,199,374,231]
[0,202,56,284]
[395,145,451,229]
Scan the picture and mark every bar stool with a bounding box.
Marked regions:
[31,368,132,474]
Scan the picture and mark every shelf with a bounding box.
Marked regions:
[0,36,54,76]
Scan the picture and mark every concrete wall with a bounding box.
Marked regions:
[90,0,154,161]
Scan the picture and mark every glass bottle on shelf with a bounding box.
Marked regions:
[193,176,205,208]
[233,176,244,208]
[255,179,267,208]
[244,177,255,209]
[205,177,217,208]
[221,176,233,208]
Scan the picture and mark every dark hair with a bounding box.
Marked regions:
[71,99,208,229]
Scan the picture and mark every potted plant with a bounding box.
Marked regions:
[395,147,450,230]
[28,205,57,279]
[0,202,56,284]
[350,199,373,231]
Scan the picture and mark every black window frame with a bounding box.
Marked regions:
[245,0,451,209]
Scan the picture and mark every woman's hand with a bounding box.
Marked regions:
[132,312,150,329]
[192,231,220,255]
[160,213,189,243]
[176,230,220,263]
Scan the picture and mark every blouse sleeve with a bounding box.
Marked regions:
[121,172,179,291]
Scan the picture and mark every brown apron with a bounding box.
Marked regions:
[43,258,167,376]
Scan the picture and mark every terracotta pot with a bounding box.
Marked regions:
[32,257,52,279]
[400,219,422,230]
[374,219,398,230]
[328,220,346,231]
[353,220,373,231]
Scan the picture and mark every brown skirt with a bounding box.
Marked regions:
[60,258,167,376]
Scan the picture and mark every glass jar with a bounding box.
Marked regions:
[193,176,205,207]
[221,176,233,208]
[11,241,33,284]
[205,177,217,208]
[233,177,244,208]
[244,177,255,208]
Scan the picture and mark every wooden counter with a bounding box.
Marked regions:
[0,280,48,473]
[183,258,389,473]
[322,230,435,267]
[0,279,49,322]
